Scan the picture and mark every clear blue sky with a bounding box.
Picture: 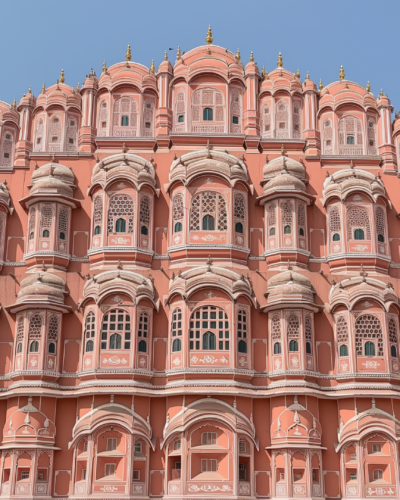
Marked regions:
[1,0,399,113]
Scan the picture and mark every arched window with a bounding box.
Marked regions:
[389,318,397,358]
[230,90,242,133]
[337,316,349,357]
[86,340,94,352]
[143,99,154,137]
[189,306,229,351]
[85,312,95,351]
[173,194,184,233]
[306,342,312,354]
[323,118,333,154]
[203,331,216,350]
[238,340,247,353]
[355,314,383,357]
[364,341,375,356]
[347,206,371,241]
[275,101,289,139]
[298,204,305,238]
[293,101,301,138]
[101,309,131,350]
[30,341,39,353]
[375,207,386,244]
[175,91,186,131]
[281,201,293,236]
[262,104,271,138]
[66,117,78,152]
[139,196,151,237]
[138,312,149,340]
[338,116,363,155]
[305,315,312,354]
[203,108,213,121]
[48,342,56,354]
[190,192,227,232]
[267,204,276,244]
[274,342,281,354]
[17,342,22,353]
[270,227,275,236]
[289,340,298,352]
[340,344,348,356]
[172,338,181,352]
[29,207,36,241]
[138,339,147,352]
[108,194,134,234]
[287,314,299,352]
[40,204,53,239]
[234,194,245,235]
[333,233,340,241]
[391,345,397,358]
[47,116,62,152]
[93,195,103,235]
[98,100,108,137]
[113,97,137,137]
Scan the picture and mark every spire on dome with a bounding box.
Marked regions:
[261,65,268,79]
[60,69,65,83]
[12,98,16,108]
[150,60,155,73]
[304,71,310,83]
[176,46,181,60]
[27,86,32,94]
[295,68,300,78]
[379,88,384,97]
[76,82,80,91]
[249,51,254,62]
[319,79,323,90]
[277,52,283,67]
[125,43,132,61]
[205,24,213,45]
[339,65,345,80]
[41,82,46,93]
[164,50,168,61]
[235,48,241,61]
[366,81,371,92]
[102,60,107,72]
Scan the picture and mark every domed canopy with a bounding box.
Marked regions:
[262,155,306,183]
[90,153,157,195]
[20,161,80,208]
[262,270,319,312]
[322,168,388,206]
[6,271,70,313]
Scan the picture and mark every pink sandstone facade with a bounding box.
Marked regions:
[2,26,400,500]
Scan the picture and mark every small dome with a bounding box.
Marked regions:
[268,270,312,289]
[17,272,66,304]
[263,172,306,194]
[31,162,74,185]
[266,270,315,307]
[263,156,306,181]
[20,271,65,291]
[29,162,76,199]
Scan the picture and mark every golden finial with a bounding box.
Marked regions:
[76,82,80,91]
[206,24,213,45]
[27,86,32,93]
[249,51,254,63]
[41,82,46,94]
[379,88,384,97]
[319,79,323,90]
[125,43,132,61]
[295,69,300,79]
[277,52,283,68]
[261,65,268,79]
[235,48,241,61]
[339,65,345,80]
[366,81,371,92]
[304,71,310,82]
[59,69,65,83]
[176,46,181,61]
[102,60,107,72]
[12,98,17,108]
[164,50,168,61]
[150,60,155,73]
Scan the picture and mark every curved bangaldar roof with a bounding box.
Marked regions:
[322,167,389,207]
[318,78,380,114]
[34,78,82,112]
[98,56,157,95]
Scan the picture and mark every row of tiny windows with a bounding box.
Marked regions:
[174,217,243,233]
[273,340,312,354]
[331,229,384,242]
[17,341,56,354]
[94,219,148,235]
[338,343,397,357]
[177,108,239,123]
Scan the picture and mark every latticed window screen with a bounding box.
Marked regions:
[173,194,184,222]
[99,100,108,137]
[262,104,271,137]
[171,308,182,337]
[85,312,96,339]
[40,204,53,234]
[267,204,276,235]
[230,89,241,133]
[323,119,333,154]
[191,88,224,122]
[293,101,301,138]
[34,118,45,152]
[140,196,150,226]
[107,194,134,233]
[189,306,229,351]
[47,116,61,152]
[338,116,363,148]
[337,316,349,344]
[287,314,300,339]
[29,315,42,339]
[143,99,154,137]
[354,314,383,356]
[66,117,77,152]
[58,207,68,237]
[29,207,36,237]
[329,206,341,234]
[94,196,103,226]
[275,101,289,139]
[368,119,377,155]
[0,129,14,168]
[234,194,245,230]
[305,315,312,342]
[281,201,293,229]
[389,318,397,344]
[138,312,149,338]
[271,315,281,340]
[298,204,305,232]
[48,315,59,340]
[346,206,371,240]
[190,192,228,231]
[113,97,138,137]
[17,317,25,341]
[237,310,247,339]
[375,207,385,241]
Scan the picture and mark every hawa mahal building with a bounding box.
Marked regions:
[2,25,400,500]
